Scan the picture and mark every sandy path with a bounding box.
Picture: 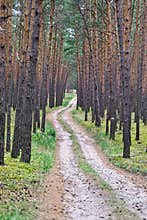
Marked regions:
[62,99,147,220]
[37,146,65,220]
[52,108,114,219]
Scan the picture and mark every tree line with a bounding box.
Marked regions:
[74,0,147,158]
[0,0,146,165]
[0,0,68,165]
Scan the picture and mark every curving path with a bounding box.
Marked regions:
[52,108,114,219]
[62,99,147,220]
[38,99,147,220]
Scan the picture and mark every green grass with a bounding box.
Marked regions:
[72,109,147,175]
[0,121,56,220]
[58,110,138,219]
[46,92,75,113]
[62,92,75,107]
[72,139,112,191]
[58,110,112,191]
[0,92,75,220]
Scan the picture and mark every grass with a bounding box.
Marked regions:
[71,139,138,219]
[0,121,56,220]
[46,92,75,113]
[72,109,147,175]
[62,92,75,107]
[58,110,138,220]
[72,139,112,191]
[58,110,112,191]
[58,108,112,190]
[0,92,75,220]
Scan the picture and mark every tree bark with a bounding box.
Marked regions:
[116,0,131,158]
[0,0,7,165]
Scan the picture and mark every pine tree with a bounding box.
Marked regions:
[0,0,7,165]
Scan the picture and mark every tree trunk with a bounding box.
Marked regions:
[0,0,7,165]
[20,0,42,163]
[116,0,131,158]
[6,0,13,152]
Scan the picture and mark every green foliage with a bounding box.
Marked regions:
[0,201,35,220]
[46,92,75,114]
[32,121,56,173]
[0,92,73,219]
[0,121,56,220]
[62,92,75,107]
[72,109,147,175]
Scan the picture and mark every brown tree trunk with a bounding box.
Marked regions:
[49,26,57,108]
[41,46,48,132]
[92,0,101,127]
[141,0,147,126]
[116,0,131,158]
[0,0,7,165]
[106,1,116,139]
[6,0,13,152]
[12,0,31,158]
[20,0,42,163]
[56,32,64,106]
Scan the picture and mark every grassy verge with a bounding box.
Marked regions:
[0,122,55,220]
[58,110,138,220]
[72,109,147,175]
[0,92,75,220]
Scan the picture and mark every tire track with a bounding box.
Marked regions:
[52,107,114,219]
[62,99,147,220]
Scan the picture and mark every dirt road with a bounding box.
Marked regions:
[37,99,147,220]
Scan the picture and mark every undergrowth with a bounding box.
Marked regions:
[72,109,147,175]
[0,123,55,220]
[0,92,74,219]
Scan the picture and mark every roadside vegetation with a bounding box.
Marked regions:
[72,109,147,175]
[58,109,138,220]
[0,121,56,220]
[62,92,75,107]
[0,93,73,220]
[46,92,75,114]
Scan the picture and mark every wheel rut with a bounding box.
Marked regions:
[37,100,147,220]
[62,99,147,220]
[52,108,114,219]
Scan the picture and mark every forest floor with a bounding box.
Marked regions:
[37,98,147,220]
